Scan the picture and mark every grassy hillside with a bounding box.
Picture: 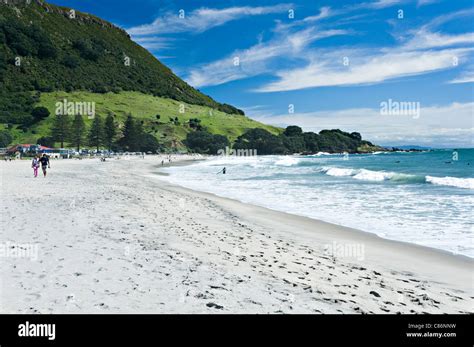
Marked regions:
[0,0,242,125]
[2,91,281,148]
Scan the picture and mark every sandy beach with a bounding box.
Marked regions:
[0,156,472,314]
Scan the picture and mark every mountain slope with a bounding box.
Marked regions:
[6,91,281,148]
[0,0,243,121]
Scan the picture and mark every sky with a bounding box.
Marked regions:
[51,0,473,147]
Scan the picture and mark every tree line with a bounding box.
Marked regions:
[40,112,160,153]
[185,126,379,155]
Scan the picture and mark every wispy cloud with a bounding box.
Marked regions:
[417,0,439,7]
[256,48,472,92]
[133,37,175,51]
[254,8,474,92]
[362,0,405,9]
[127,4,292,36]
[401,30,474,50]
[252,102,474,147]
[399,9,474,50]
[449,69,474,84]
[186,28,349,87]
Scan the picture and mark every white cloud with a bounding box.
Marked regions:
[186,28,349,87]
[133,37,174,51]
[449,69,474,84]
[302,6,332,22]
[127,4,292,36]
[252,102,474,147]
[401,30,474,50]
[417,0,439,6]
[254,8,474,92]
[366,0,404,9]
[423,8,474,30]
[256,48,472,92]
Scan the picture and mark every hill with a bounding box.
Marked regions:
[3,91,281,148]
[0,0,242,125]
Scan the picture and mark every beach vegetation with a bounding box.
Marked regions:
[71,114,86,151]
[51,114,70,148]
[88,115,103,151]
[185,130,230,154]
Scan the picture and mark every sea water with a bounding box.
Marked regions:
[161,149,474,257]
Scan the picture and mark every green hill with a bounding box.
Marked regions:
[0,0,243,120]
[3,91,281,148]
[0,0,283,149]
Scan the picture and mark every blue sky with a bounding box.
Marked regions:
[51,0,473,147]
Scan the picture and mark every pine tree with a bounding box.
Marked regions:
[51,114,70,148]
[120,114,140,151]
[88,115,103,151]
[71,114,86,151]
[104,113,116,151]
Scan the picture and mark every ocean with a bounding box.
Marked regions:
[161,149,474,257]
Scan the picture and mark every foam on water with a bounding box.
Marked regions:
[426,176,474,189]
[160,150,474,257]
[275,157,300,166]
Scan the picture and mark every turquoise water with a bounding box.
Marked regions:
[162,149,474,257]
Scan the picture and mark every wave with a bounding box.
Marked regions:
[426,176,474,189]
[275,157,300,166]
[307,152,334,156]
[321,167,473,188]
[324,167,357,177]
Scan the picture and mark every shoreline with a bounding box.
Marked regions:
[156,157,474,262]
[1,156,472,313]
[152,163,473,281]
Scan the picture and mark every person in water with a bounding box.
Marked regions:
[39,154,50,177]
[217,167,226,174]
[31,155,40,178]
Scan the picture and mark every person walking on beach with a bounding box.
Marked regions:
[31,155,40,178]
[39,154,50,177]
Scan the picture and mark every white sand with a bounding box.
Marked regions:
[0,156,472,313]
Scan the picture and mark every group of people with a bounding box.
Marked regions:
[31,154,50,178]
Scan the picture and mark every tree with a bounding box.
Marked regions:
[36,136,55,148]
[51,114,70,148]
[140,133,160,153]
[104,113,116,151]
[31,106,50,122]
[189,118,202,130]
[282,126,306,153]
[350,132,362,141]
[184,130,229,154]
[118,114,140,151]
[282,135,306,153]
[71,114,86,151]
[302,132,320,153]
[283,125,303,137]
[234,128,286,155]
[88,115,103,151]
[62,54,79,68]
[0,130,13,147]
